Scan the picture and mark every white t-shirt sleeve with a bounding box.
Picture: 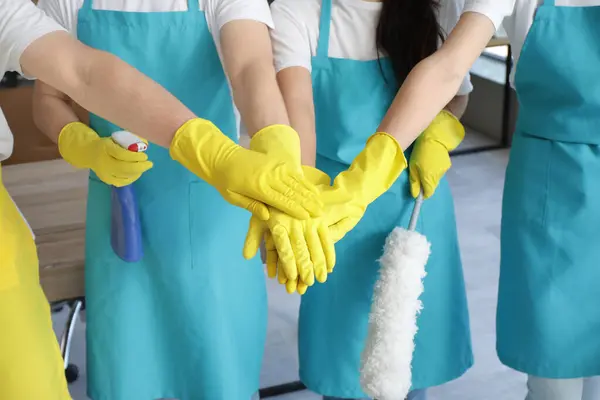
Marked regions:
[37,0,83,35]
[270,0,315,73]
[439,0,473,95]
[463,0,517,30]
[206,0,274,35]
[0,0,66,75]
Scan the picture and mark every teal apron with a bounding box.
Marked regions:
[297,0,473,397]
[77,1,267,398]
[498,0,600,378]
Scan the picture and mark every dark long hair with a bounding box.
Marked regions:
[376,0,445,86]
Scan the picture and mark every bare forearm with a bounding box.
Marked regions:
[377,12,495,150]
[231,62,289,136]
[32,82,79,141]
[221,20,289,137]
[21,31,195,148]
[277,69,316,166]
[378,53,465,149]
[292,102,317,166]
[69,52,195,147]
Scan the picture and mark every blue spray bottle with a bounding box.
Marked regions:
[110,131,147,263]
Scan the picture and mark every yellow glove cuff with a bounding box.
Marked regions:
[169,117,219,152]
[422,110,465,151]
[366,132,408,172]
[335,132,407,205]
[57,121,99,169]
[169,118,234,183]
[302,165,330,186]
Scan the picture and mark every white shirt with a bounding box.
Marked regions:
[270,0,473,96]
[464,0,600,83]
[37,0,274,137]
[0,0,65,163]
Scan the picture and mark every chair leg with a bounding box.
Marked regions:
[59,299,83,369]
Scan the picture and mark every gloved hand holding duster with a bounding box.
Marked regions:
[408,110,465,198]
[323,110,464,243]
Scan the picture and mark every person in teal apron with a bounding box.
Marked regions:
[71,1,265,398]
[34,0,330,397]
[497,1,600,398]
[270,0,474,398]
[282,0,600,397]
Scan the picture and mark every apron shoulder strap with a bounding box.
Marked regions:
[316,0,333,60]
[187,0,200,11]
[543,0,555,6]
[80,0,92,11]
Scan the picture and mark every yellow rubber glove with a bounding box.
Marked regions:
[170,119,322,221]
[244,166,335,295]
[409,110,465,198]
[323,132,407,242]
[283,167,341,294]
[245,126,329,295]
[263,230,310,295]
[58,122,152,187]
[246,125,301,277]
[244,209,333,294]
[249,124,301,168]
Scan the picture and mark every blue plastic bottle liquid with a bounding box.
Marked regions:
[110,131,146,262]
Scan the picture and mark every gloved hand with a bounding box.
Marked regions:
[259,231,309,294]
[170,119,322,221]
[246,127,332,295]
[244,209,333,294]
[248,124,301,168]
[409,110,465,198]
[324,132,408,242]
[243,166,336,295]
[262,230,312,295]
[58,122,152,187]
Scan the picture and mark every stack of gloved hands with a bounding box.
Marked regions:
[56,111,464,295]
[242,110,465,294]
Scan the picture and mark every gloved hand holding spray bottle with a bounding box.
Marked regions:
[57,122,153,262]
[110,130,147,262]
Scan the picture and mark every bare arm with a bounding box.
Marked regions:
[276,67,316,166]
[220,20,290,136]
[275,69,468,167]
[32,80,80,142]
[378,12,495,149]
[20,31,196,148]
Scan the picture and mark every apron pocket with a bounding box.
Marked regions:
[137,181,193,271]
[504,133,553,227]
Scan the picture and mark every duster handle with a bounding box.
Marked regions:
[408,191,424,232]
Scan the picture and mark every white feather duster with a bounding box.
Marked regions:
[360,194,430,400]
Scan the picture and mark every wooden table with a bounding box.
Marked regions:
[2,160,87,302]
